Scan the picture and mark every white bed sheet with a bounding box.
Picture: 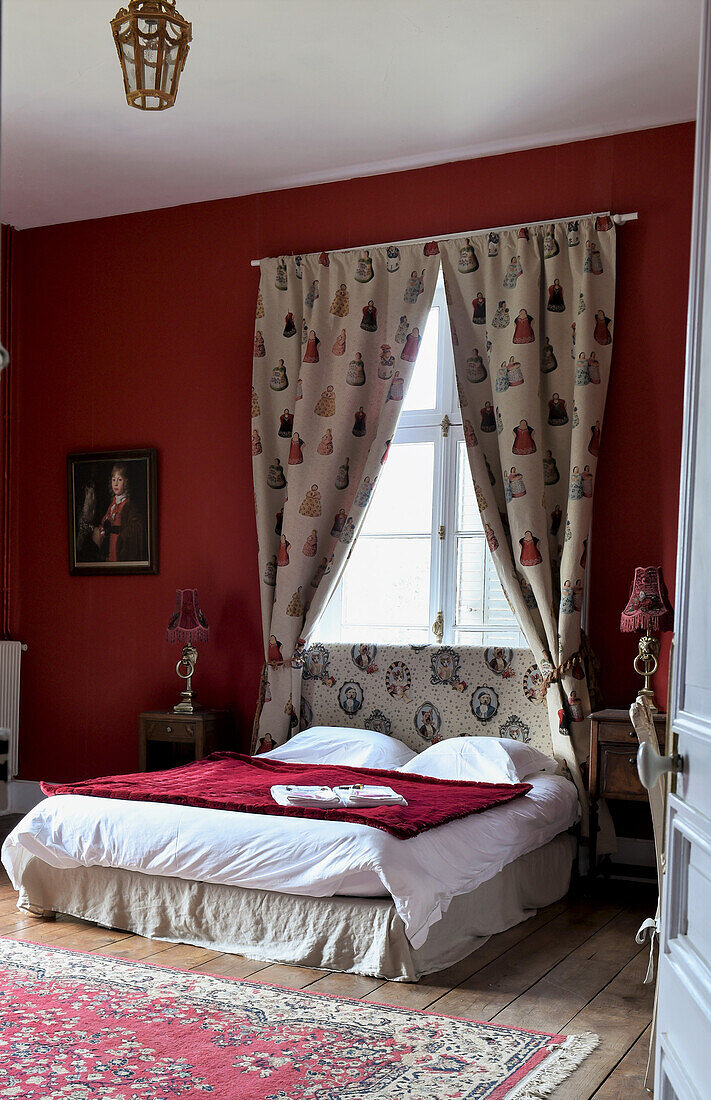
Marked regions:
[1,774,579,949]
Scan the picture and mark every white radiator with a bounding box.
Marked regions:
[0,640,24,782]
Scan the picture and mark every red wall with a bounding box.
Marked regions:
[8,123,694,781]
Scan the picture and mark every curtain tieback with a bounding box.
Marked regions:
[266,640,307,671]
[267,656,305,670]
[540,650,582,696]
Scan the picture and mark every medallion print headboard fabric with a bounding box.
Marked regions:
[439,217,616,811]
[298,643,552,755]
[252,245,441,747]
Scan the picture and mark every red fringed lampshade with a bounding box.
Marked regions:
[166,588,209,644]
[620,566,672,634]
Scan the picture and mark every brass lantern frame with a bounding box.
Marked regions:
[111,1,192,111]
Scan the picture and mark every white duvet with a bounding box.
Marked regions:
[2,774,579,949]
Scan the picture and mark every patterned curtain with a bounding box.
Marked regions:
[439,216,616,811]
[252,244,441,749]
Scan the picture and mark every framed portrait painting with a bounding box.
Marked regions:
[68,448,158,575]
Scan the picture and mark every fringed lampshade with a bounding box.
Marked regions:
[166,588,209,644]
[620,566,672,711]
[620,566,673,634]
[111,1,192,112]
[166,589,208,712]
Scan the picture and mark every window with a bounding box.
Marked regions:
[313,275,526,647]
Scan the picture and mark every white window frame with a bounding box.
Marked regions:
[313,276,526,647]
[445,429,526,648]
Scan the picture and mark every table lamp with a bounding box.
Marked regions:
[620,566,672,712]
[166,588,209,713]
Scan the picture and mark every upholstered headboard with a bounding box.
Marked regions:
[300,643,553,756]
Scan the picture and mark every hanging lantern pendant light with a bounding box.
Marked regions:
[111,1,192,111]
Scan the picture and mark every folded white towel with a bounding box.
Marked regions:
[270,784,408,808]
[270,785,342,807]
[333,784,408,807]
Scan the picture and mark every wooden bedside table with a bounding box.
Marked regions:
[139,709,235,771]
[588,707,667,876]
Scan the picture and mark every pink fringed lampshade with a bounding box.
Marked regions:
[620,566,672,634]
[166,589,209,644]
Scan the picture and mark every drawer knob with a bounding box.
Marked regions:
[637,741,683,790]
[165,725,172,734]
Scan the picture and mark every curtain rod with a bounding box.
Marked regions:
[250,210,638,267]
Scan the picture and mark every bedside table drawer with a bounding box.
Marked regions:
[599,745,647,800]
[596,719,666,746]
[597,720,640,744]
[143,718,196,741]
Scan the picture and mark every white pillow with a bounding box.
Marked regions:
[398,737,559,783]
[261,726,417,769]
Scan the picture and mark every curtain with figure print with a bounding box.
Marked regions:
[252,244,441,749]
[439,216,616,820]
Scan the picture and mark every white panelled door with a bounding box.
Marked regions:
[654,3,711,1095]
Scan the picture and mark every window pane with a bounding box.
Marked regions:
[455,535,485,625]
[363,441,434,536]
[484,553,517,624]
[456,535,520,630]
[341,536,430,629]
[456,440,483,532]
[403,306,439,412]
[454,628,526,648]
[336,624,430,645]
[484,630,526,648]
[453,628,485,646]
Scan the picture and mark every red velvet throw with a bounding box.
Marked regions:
[41,753,532,839]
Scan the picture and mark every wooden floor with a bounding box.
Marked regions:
[0,814,655,1098]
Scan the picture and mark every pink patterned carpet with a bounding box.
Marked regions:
[0,939,598,1099]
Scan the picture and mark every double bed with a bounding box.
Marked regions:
[2,644,581,981]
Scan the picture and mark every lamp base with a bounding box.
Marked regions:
[633,632,660,712]
[636,686,658,714]
[173,690,198,714]
[174,643,200,713]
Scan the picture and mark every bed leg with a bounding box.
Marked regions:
[19,905,56,920]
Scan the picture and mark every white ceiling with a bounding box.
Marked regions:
[1,0,701,229]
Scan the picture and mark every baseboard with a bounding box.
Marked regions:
[610,836,656,868]
[578,835,657,880]
[4,779,42,815]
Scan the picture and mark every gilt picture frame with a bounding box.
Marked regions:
[68,448,158,575]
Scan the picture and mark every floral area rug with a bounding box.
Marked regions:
[0,938,598,1099]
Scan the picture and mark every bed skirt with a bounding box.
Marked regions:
[13,832,575,981]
